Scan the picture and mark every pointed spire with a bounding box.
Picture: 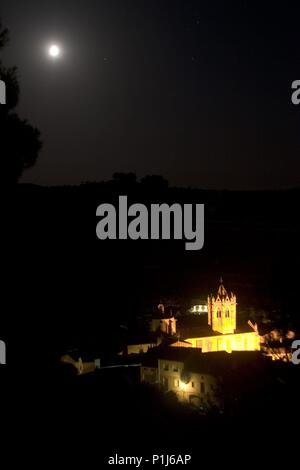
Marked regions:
[217,277,227,297]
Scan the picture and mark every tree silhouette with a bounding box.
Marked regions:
[141,174,169,190]
[0,19,42,183]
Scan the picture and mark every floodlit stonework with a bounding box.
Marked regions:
[183,280,260,353]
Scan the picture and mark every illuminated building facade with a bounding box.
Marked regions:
[60,354,100,375]
[141,347,264,409]
[126,342,156,355]
[183,280,260,353]
[150,317,177,336]
[208,281,236,334]
[158,358,218,407]
[140,348,219,408]
[189,299,208,314]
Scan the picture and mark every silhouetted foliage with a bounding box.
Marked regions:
[0,20,8,49]
[141,174,169,190]
[0,19,42,183]
[113,172,137,185]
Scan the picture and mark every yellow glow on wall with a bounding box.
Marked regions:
[179,381,188,391]
[185,332,260,353]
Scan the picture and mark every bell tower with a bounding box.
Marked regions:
[207,278,236,334]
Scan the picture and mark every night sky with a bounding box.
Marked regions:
[1,1,299,189]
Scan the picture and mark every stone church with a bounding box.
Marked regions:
[182,280,260,353]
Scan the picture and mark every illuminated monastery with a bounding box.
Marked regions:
[181,280,260,353]
[124,279,261,356]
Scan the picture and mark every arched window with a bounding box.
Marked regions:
[225,309,230,318]
[217,309,221,318]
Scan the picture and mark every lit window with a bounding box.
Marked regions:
[174,379,180,387]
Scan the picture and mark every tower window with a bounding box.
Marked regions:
[225,310,230,318]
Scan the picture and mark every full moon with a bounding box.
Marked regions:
[48,45,61,58]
